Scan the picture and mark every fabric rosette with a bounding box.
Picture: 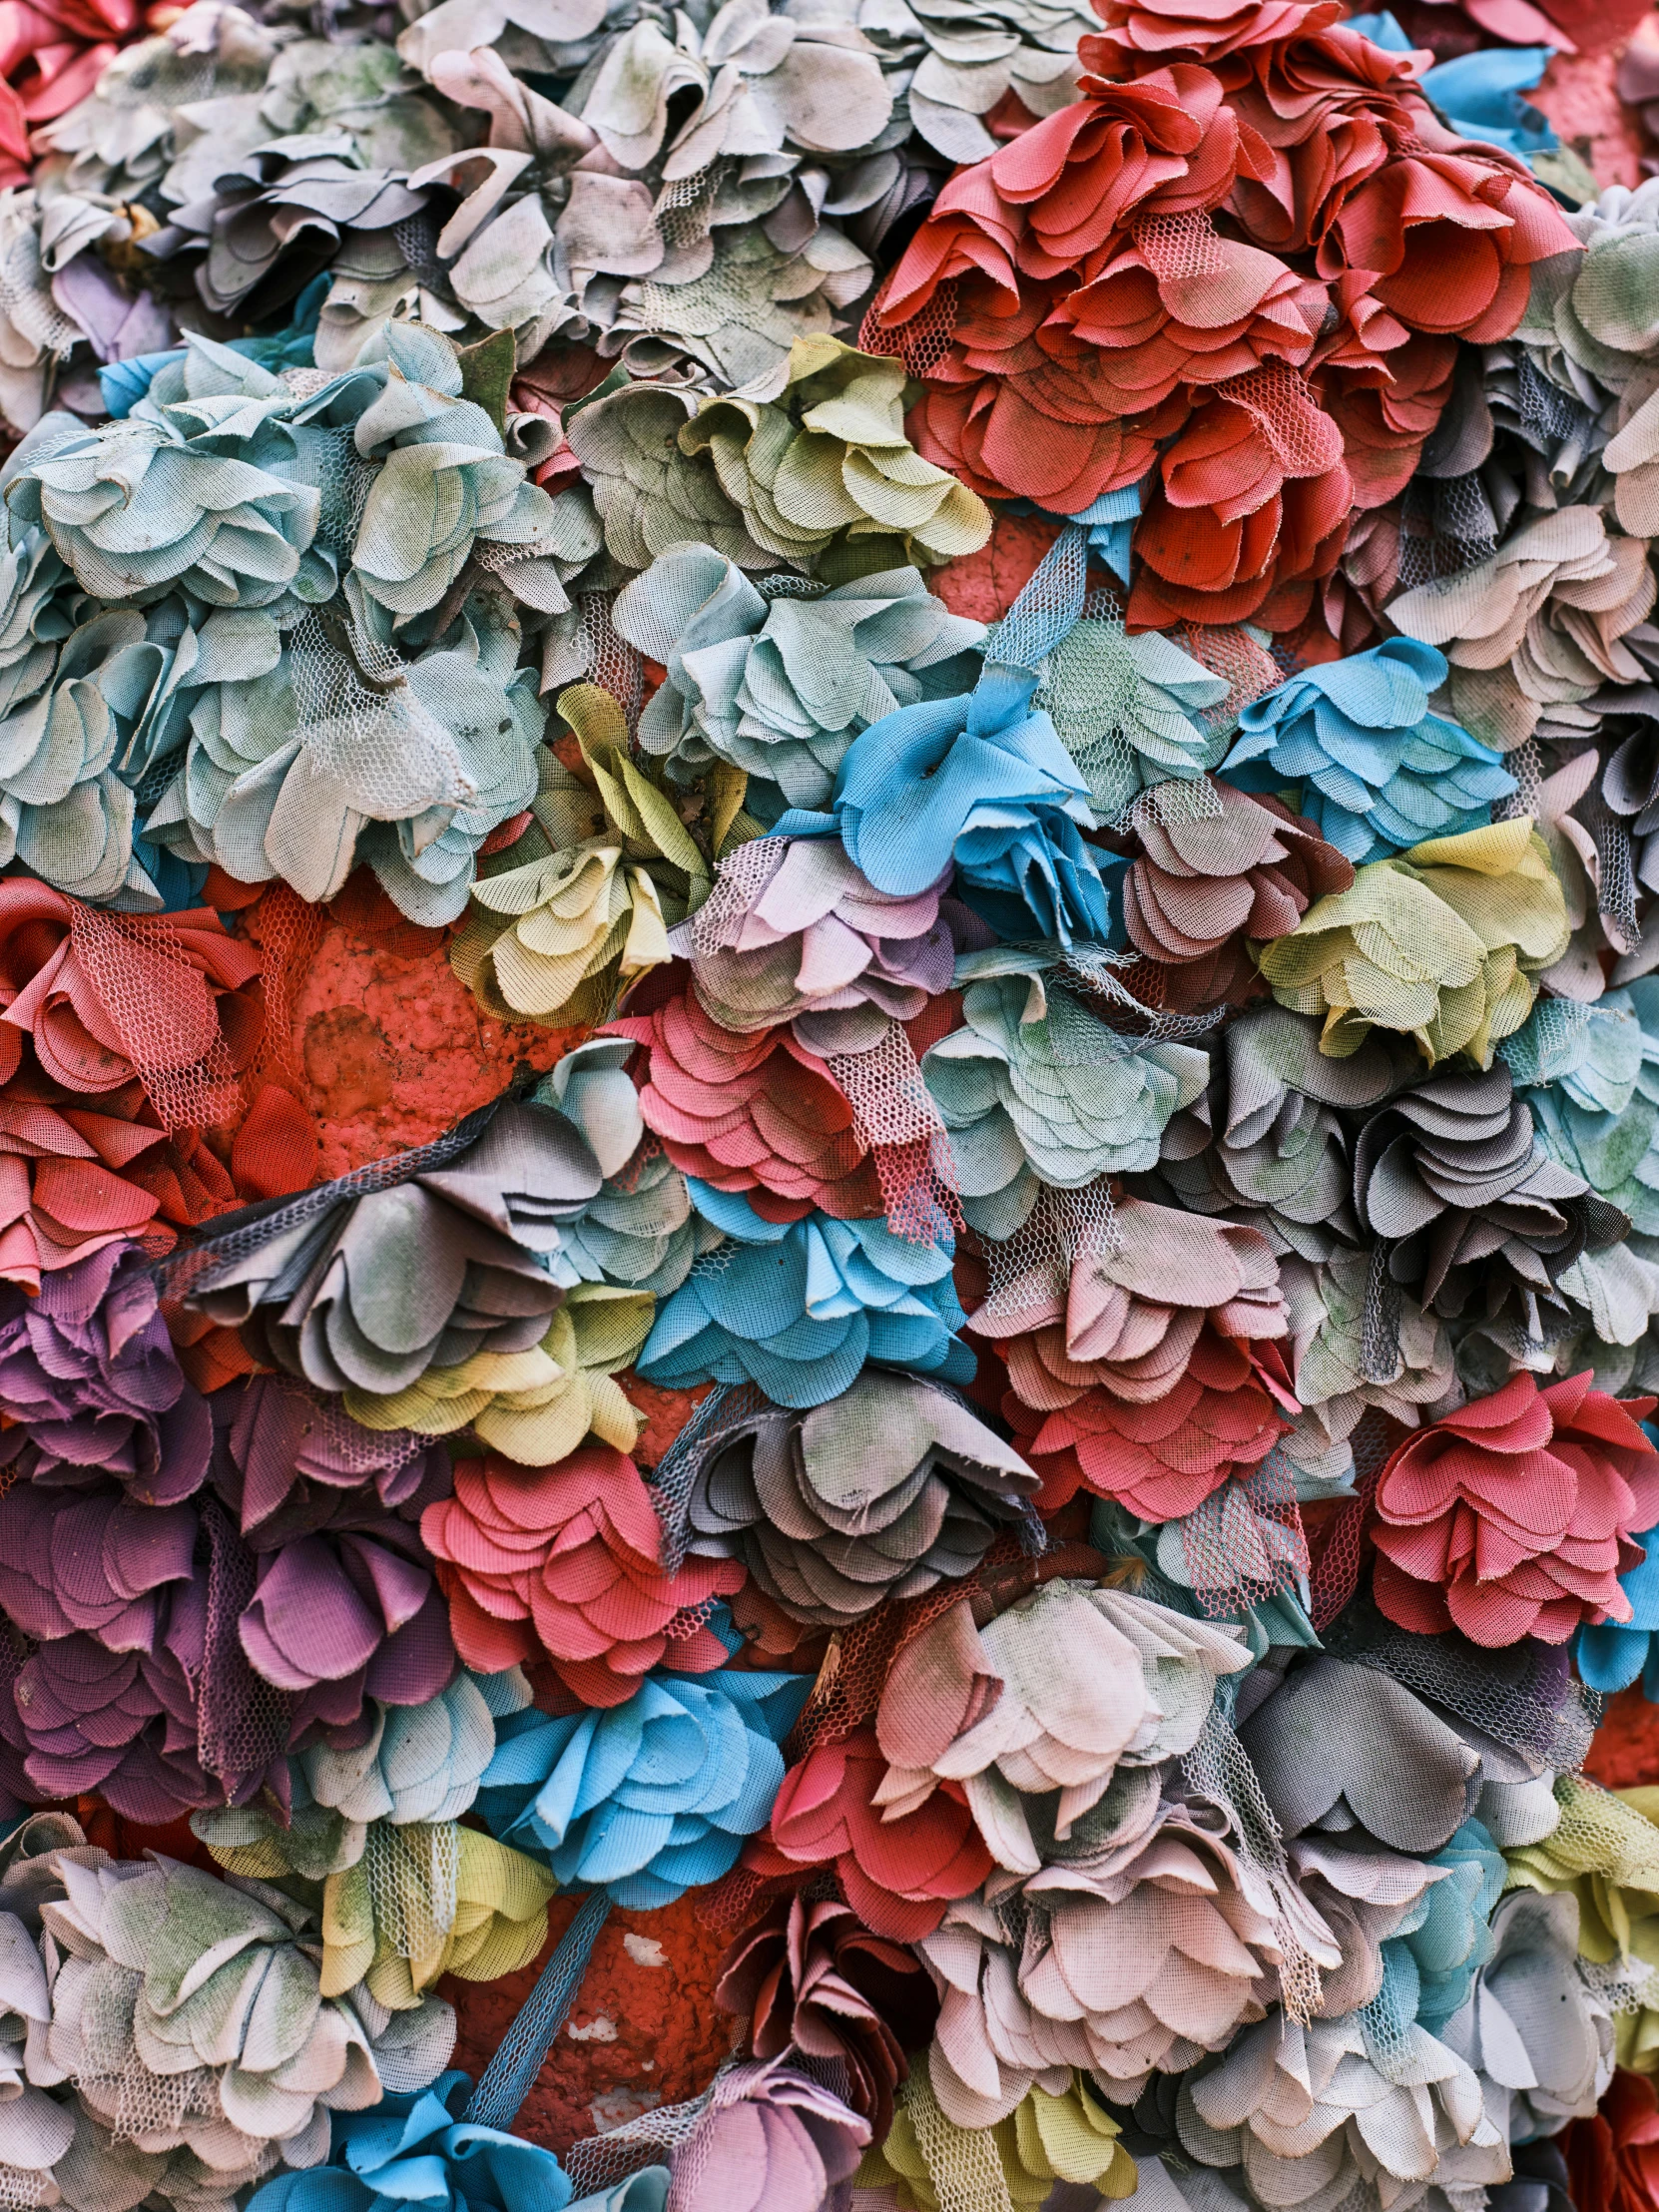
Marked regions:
[1258,816,1571,1067]
[679,1369,1039,1627]
[1220,638,1516,862]
[608,991,881,1224]
[922,956,1208,1238]
[613,545,985,813]
[474,1667,809,1908]
[637,1183,971,1407]
[0,1239,209,1505]
[421,1443,744,1704]
[1368,1369,1659,1646]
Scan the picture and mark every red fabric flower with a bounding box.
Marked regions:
[1128,363,1353,627]
[1564,2071,1659,2212]
[1323,334,1457,511]
[745,1726,994,1943]
[1371,1372,1659,1648]
[716,1895,939,2139]
[608,993,881,1224]
[1003,1329,1297,1520]
[421,1445,745,1706]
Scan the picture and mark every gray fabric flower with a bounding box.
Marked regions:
[183,1097,602,1402]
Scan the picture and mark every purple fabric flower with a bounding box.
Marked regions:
[224,1374,451,1543]
[238,1515,457,1740]
[0,1481,197,1651]
[667,2059,870,2212]
[11,1630,212,1824]
[0,1242,210,1506]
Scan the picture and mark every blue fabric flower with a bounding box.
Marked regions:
[777,663,1121,945]
[1222,638,1514,863]
[473,1671,810,1908]
[247,2069,665,2212]
[1351,15,1560,160]
[636,1181,972,1407]
[1579,1490,1659,1697]
[1358,1821,1505,2054]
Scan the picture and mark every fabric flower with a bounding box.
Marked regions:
[295,1670,526,1828]
[748,1724,994,1943]
[614,546,985,813]
[453,683,725,1029]
[1388,507,1656,748]
[0,1477,197,1651]
[862,2059,1138,2210]
[1120,780,1355,1007]
[1221,638,1515,862]
[237,1502,458,1740]
[1006,1328,1295,1521]
[198,1802,556,2011]
[185,1098,602,1402]
[222,1373,452,1543]
[665,2059,869,2212]
[476,1668,809,1908]
[0,1239,208,1504]
[43,1851,454,2177]
[680,1369,1038,1626]
[923,958,1208,1237]
[1258,816,1571,1067]
[1564,2069,1659,2212]
[1158,1001,1417,1261]
[872,1584,1247,1871]
[421,1443,744,1702]
[917,1798,1312,2123]
[638,1184,971,1406]
[1369,1369,1659,1646]
[248,2069,609,2212]
[976,1192,1289,1410]
[672,835,954,1038]
[1175,1997,1503,2212]
[8,1629,209,1823]
[1352,1059,1628,1330]
[608,991,881,1224]
[1580,1525,1659,1703]
[1440,1889,1614,2140]
[816,664,1118,947]
[716,1896,939,2138]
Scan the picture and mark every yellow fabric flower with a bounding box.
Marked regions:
[453,683,751,1026]
[856,2060,1136,2210]
[1503,1774,1659,2073]
[1259,817,1570,1067]
[344,1285,653,1464]
[682,336,992,571]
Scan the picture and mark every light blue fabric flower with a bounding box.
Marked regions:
[473,1670,810,1908]
[636,1181,972,1406]
[1351,15,1560,160]
[777,663,1120,946]
[1579,1476,1659,1698]
[247,2069,666,2212]
[1222,638,1515,863]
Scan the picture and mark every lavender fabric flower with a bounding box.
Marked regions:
[0,1480,197,1651]
[222,1373,453,1543]
[0,1242,209,1506]
[10,1631,211,1823]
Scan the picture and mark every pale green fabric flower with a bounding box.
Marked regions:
[613,542,983,808]
[923,954,1210,1238]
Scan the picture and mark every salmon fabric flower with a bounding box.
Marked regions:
[421,1444,745,1705]
[1371,1370,1659,1646]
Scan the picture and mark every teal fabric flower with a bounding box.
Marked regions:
[636,1180,971,1406]
[1223,639,1515,864]
[473,1670,809,1908]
